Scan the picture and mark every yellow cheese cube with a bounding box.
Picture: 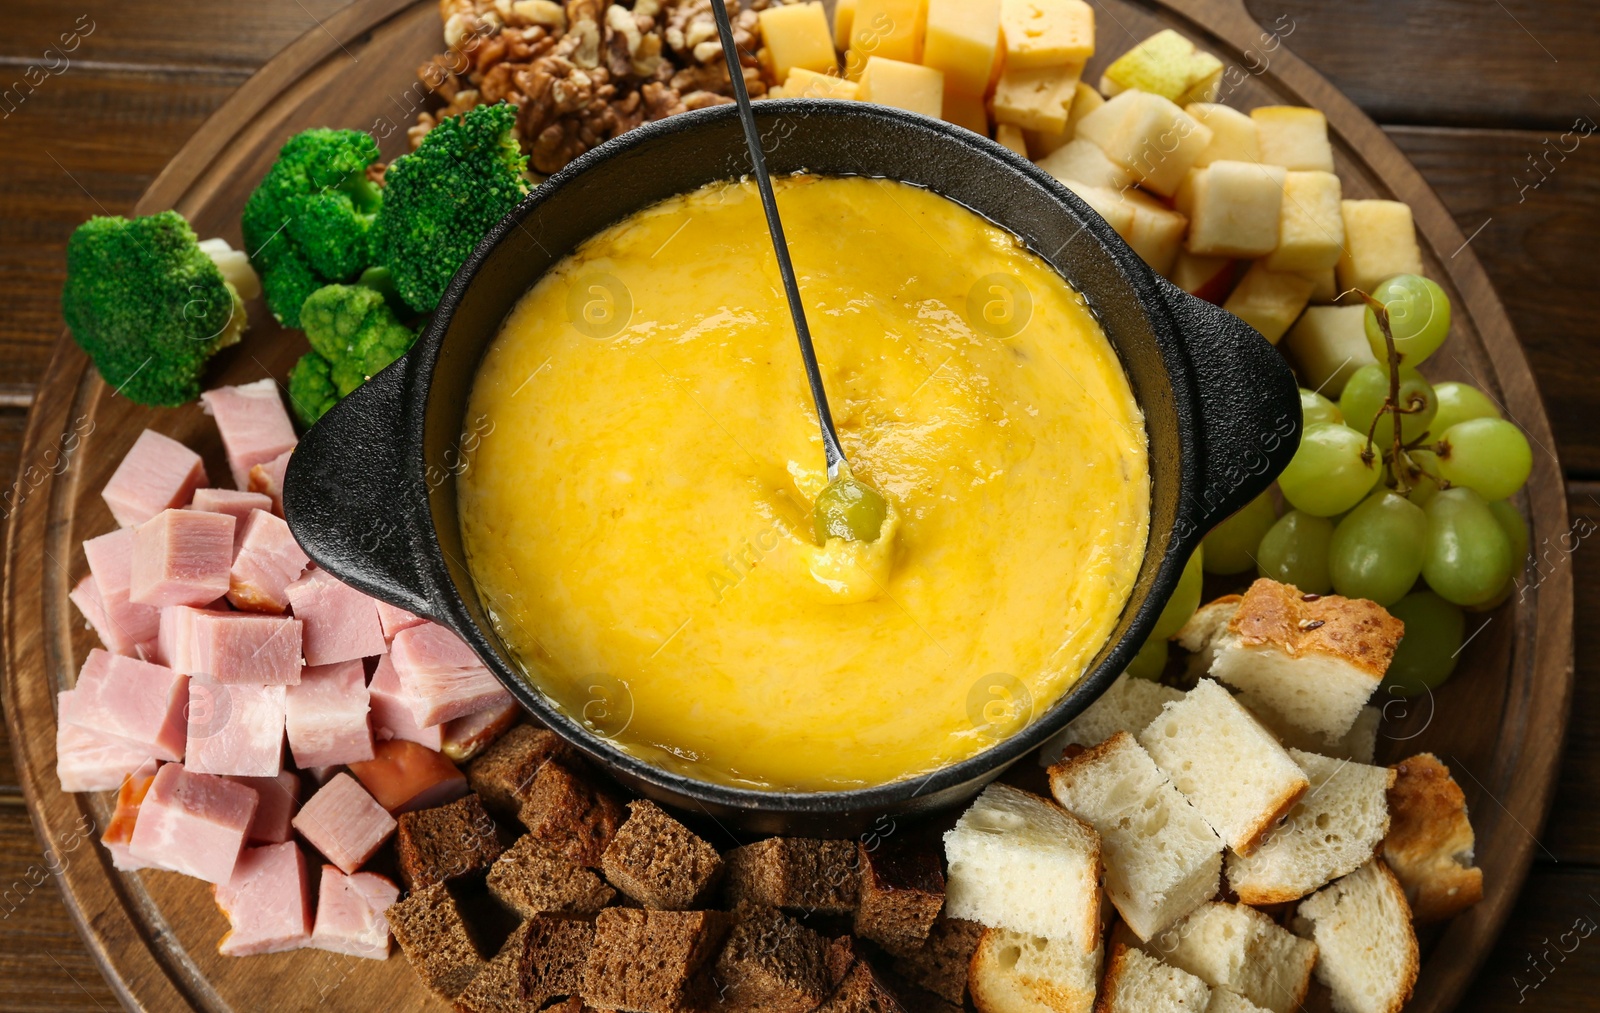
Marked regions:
[1265,170,1344,273]
[782,67,861,100]
[942,89,991,135]
[759,3,839,84]
[1223,261,1315,344]
[1336,199,1423,294]
[834,0,857,51]
[1180,160,1286,259]
[1185,102,1259,166]
[923,0,1002,97]
[1300,266,1338,303]
[1252,106,1334,172]
[859,56,944,119]
[1023,82,1095,157]
[999,0,1094,69]
[992,62,1082,134]
[847,0,927,79]
[1074,89,1213,197]
[996,124,1030,157]
[1285,305,1378,396]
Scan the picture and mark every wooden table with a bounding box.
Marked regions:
[1,1,1596,1008]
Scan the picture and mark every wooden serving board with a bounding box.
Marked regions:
[0,0,1573,1009]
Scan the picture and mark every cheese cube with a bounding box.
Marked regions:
[999,0,1095,68]
[1038,138,1136,191]
[847,0,927,79]
[1024,80,1103,158]
[1266,170,1344,272]
[783,67,860,100]
[992,62,1083,133]
[1284,305,1378,397]
[1336,199,1423,294]
[1122,190,1189,277]
[834,0,857,50]
[858,56,944,119]
[1301,266,1338,303]
[995,123,1030,157]
[1179,160,1285,259]
[1100,29,1221,106]
[1171,251,1237,301]
[759,3,839,84]
[1074,89,1213,197]
[942,88,990,134]
[1186,102,1259,166]
[924,0,1002,96]
[1224,262,1315,344]
[1253,106,1334,172]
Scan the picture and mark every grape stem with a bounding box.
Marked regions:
[1351,291,1425,495]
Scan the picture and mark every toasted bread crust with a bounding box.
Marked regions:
[1383,754,1485,923]
[1371,860,1421,1013]
[1234,776,1311,858]
[1046,730,1137,794]
[969,928,1097,1013]
[1091,944,1137,1013]
[1174,596,1242,652]
[1226,579,1402,678]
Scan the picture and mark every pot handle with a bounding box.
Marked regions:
[283,354,436,618]
[1157,277,1303,545]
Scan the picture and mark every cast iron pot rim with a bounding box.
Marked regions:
[408,100,1202,815]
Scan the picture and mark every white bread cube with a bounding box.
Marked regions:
[1247,700,1381,762]
[1138,679,1309,855]
[1157,902,1317,1013]
[1340,705,1381,763]
[1170,251,1236,301]
[1264,171,1344,272]
[1174,596,1241,675]
[1122,190,1189,276]
[944,784,1101,949]
[1336,199,1423,295]
[1038,673,1185,764]
[993,62,1084,134]
[1382,753,1484,923]
[1038,139,1137,191]
[1097,944,1212,1011]
[1178,161,1285,258]
[1049,732,1222,940]
[1228,749,1396,905]
[1294,861,1419,1013]
[1206,993,1268,1013]
[1251,106,1334,172]
[1222,262,1313,344]
[970,928,1100,1013]
[1300,266,1339,303]
[1074,90,1213,197]
[1195,579,1403,742]
[1283,305,1377,398]
[1185,103,1260,166]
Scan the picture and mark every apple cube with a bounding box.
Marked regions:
[924,0,1002,97]
[1285,306,1379,397]
[759,3,838,83]
[1223,262,1315,344]
[1264,170,1345,272]
[999,0,1095,69]
[1038,138,1136,190]
[834,0,856,50]
[1186,102,1260,166]
[995,124,1030,157]
[1171,251,1238,302]
[1060,179,1135,236]
[1122,190,1189,276]
[1252,106,1334,172]
[780,67,860,101]
[859,56,943,118]
[1177,160,1285,258]
[1074,90,1212,197]
[943,89,990,135]
[1100,29,1221,105]
[1337,199,1424,294]
[993,62,1083,134]
[847,0,927,78]
[1301,266,1338,303]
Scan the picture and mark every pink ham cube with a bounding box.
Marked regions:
[185,682,287,777]
[391,623,511,727]
[83,528,161,655]
[229,770,302,845]
[101,759,161,871]
[127,762,258,884]
[285,661,374,768]
[214,841,313,956]
[155,605,228,673]
[441,699,521,763]
[56,722,153,793]
[129,508,234,608]
[228,509,309,613]
[248,449,293,517]
[58,650,188,761]
[189,488,274,528]
[367,654,442,751]
[376,600,426,641]
[310,866,399,959]
[285,568,387,666]
[293,773,396,874]
[102,429,209,528]
[190,612,303,685]
[202,379,298,490]
[67,575,119,654]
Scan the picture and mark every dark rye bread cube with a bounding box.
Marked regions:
[488,834,617,918]
[469,724,575,817]
[852,841,945,956]
[389,882,492,999]
[582,907,732,1012]
[817,937,906,1013]
[519,760,625,867]
[397,794,505,891]
[723,838,858,914]
[453,921,540,1013]
[713,905,832,1013]
[517,915,595,1006]
[889,916,982,1006]
[601,799,724,909]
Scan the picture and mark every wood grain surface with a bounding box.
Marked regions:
[0,1,1595,1010]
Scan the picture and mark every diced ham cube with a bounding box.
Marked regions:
[376,601,426,641]
[367,654,442,751]
[441,700,522,763]
[58,650,188,761]
[189,488,274,529]
[129,508,235,608]
[83,528,161,655]
[185,682,287,777]
[67,575,119,654]
[55,722,153,793]
[310,866,399,959]
[101,429,208,528]
[202,380,297,490]
[227,509,309,613]
[285,568,387,666]
[101,760,161,870]
[286,661,374,769]
[229,771,302,845]
[214,841,313,956]
[292,773,396,874]
[348,739,468,814]
[248,449,293,517]
[391,623,510,727]
[127,762,258,884]
[189,612,303,685]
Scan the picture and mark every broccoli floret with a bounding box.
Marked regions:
[242,128,383,328]
[287,283,417,426]
[287,351,339,427]
[62,211,249,407]
[373,102,531,314]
